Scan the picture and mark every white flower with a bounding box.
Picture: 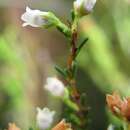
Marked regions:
[84,0,96,12]
[44,77,65,97]
[36,107,55,130]
[74,0,84,9]
[107,124,115,130]
[74,0,97,15]
[21,6,49,27]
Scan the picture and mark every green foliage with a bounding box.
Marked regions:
[55,65,68,78]
[0,0,130,130]
[0,28,27,128]
[77,0,130,129]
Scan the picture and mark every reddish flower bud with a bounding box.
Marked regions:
[52,120,72,130]
[8,123,20,130]
[106,92,130,122]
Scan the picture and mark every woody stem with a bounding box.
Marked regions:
[67,15,80,102]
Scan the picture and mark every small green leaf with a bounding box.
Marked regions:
[63,98,79,111]
[76,38,88,57]
[70,114,81,125]
[55,65,67,78]
[71,10,75,22]
[29,127,33,130]
[56,20,71,38]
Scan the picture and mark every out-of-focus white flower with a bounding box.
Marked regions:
[107,124,115,130]
[36,107,55,130]
[44,77,65,97]
[74,0,97,15]
[21,6,50,27]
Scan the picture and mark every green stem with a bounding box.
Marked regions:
[56,21,71,38]
[63,98,79,112]
[71,15,79,33]
[47,12,71,38]
[123,121,128,130]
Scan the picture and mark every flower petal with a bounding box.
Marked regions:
[22,23,29,27]
[26,6,31,12]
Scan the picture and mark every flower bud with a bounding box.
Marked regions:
[44,77,65,97]
[74,0,97,16]
[8,123,20,130]
[106,92,130,122]
[36,107,55,130]
[21,7,54,27]
[52,119,72,130]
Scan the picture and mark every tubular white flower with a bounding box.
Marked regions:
[44,77,65,97]
[36,107,55,130]
[74,0,97,15]
[21,6,50,27]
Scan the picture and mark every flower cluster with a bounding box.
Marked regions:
[21,0,97,28]
[35,77,77,130]
[106,92,130,121]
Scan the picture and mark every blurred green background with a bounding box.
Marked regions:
[0,0,130,130]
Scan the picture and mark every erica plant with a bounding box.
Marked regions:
[6,0,130,130]
[20,0,96,130]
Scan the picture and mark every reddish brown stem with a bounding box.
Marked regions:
[67,29,81,106]
[66,17,88,128]
[67,31,77,69]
